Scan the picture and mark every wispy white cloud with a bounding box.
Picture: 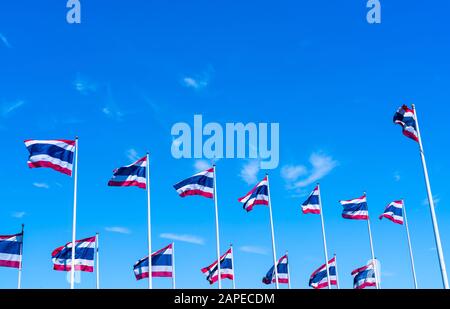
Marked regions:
[239,246,268,255]
[282,153,338,189]
[73,74,97,95]
[0,33,11,48]
[423,196,441,206]
[1,100,25,118]
[393,171,401,182]
[160,233,205,245]
[240,160,260,184]
[126,148,140,161]
[11,211,26,219]
[102,85,124,121]
[105,226,131,234]
[33,182,49,189]
[182,77,208,90]
[194,160,211,171]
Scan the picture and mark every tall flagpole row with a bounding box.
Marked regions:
[70,137,79,289]
[212,165,222,289]
[146,153,153,289]
[17,224,24,289]
[402,200,418,289]
[365,192,380,289]
[317,184,331,289]
[266,174,279,289]
[412,104,449,289]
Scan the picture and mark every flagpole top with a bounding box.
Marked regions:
[75,136,79,140]
[412,104,415,108]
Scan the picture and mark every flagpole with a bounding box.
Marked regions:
[146,153,153,289]
[412,104,449,289]
[317,184,331,289]
[365,192,379,289]
[95,232,100,289]
[334,253,340,289]
[70,136,79,289]
[172,242,176,289]
[17,224,24,289]
[230,244,236,289]
[286,251,291,289]
[266,174,279,289]
[212,165,222,289]
[403,200,418,289]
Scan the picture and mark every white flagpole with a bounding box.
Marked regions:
[403,200,418,289]
[365,192,380,289]
[146,153,153,289]
[317,184,331,289]
[266,174,279,289]
[286,251,291,289]
[412,104,449,289]
[70,137,79,289]
[212,165,222,289]
[334,253,340,289]
[95,232,100,289]
[230,244,236,289]
[172,242,176,289]
[17,224,24,289]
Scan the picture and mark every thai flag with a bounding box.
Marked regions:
[108,156,147,189]
[393,105,419,142]
[201,248,234,284]
[173,168,214,199]
[379,200,404,225]
[238,176,269,212]
[302,186,321,214]
[51,236,96,272]
[134,244,174,280]
[24,139,76,176]
[339,194,369,220]
[0,233,23,269]
[309,257,338,289]
[262,255,289,285]
[352,262,377,289]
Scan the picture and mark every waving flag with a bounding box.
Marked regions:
[108,156,147,189]
[51,236,96,272]
[340,195,368,220]
[302,186,321,214]
[201,248,234,284]
[393,105,419,142]
[238,176,269,212]
[262,255,289,285]
[134,244,174,280]
[309,257,337,289]
[173,168,214,199]
[352,261,377,289]
[0,233,23,269]
[379,200,404,225]
[24,139,75,176]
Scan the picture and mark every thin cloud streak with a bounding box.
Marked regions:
[160,233,205,245]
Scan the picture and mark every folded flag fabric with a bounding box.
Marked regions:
[339,194,369,220]
[302,186,321,214]
[134,244,174,280]
[201,248,234,284]
[173,168,214,199]
[262,255,289,285]
[352,261,377,289]
[108,156,147,189]
[379,200,404,225]
[238,176,269,212]
[24,139,76,176]
[0,233,23,269]
[309,257,338,289]
[393,105,419,142]
[51,236,96,272]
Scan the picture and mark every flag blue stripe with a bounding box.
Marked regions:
[27,144,74,163]
[0,241,21,254]
[54,247,95,260]
[113,165,146,177]
[173,174,213,190]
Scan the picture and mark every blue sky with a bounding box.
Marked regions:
[1,1,450,289]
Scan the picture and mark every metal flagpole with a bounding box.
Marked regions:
[286,251,291,289]
[172,242,176,289]
[266,174,279,289]
[334,253,340,289]
[212,165,222,289]
[403,200,418,289]
[365,192,379,289]
[17,224,24,289]
[412,104,449,289]
[95,232,100,289]
[146,153,153,289]
[70,137,79,289]
[317,184,331,289]
[230,244,236,289]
